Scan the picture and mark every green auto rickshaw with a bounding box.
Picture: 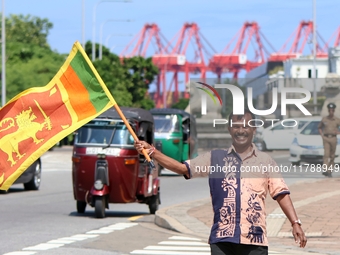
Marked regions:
[150,108,198,174]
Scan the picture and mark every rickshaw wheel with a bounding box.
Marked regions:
[148,193,159,214]
[77,201,86,213]
[94,196,106,218]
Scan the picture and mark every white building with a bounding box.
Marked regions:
[329,47,340,74]
[244,56,330,109]
[282,57,328,93]
[284,57,328,79]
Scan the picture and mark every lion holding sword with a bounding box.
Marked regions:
[0,101,52,166]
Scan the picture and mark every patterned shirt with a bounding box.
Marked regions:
[185,144,290,246]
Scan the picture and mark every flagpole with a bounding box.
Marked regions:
[112,104,154,167]
[1,0,5,107]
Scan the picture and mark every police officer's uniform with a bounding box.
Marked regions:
[318,103,340,177]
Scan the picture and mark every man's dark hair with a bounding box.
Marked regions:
[228,108,255,126]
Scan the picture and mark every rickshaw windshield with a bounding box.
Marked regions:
[75,120,134,145]
[153,114,180,133]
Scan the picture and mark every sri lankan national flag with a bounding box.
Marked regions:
[0,41,116,190]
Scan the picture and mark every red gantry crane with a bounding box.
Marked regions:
[269,20,328,62]
[322,26,340,50]
[334,26,340,47]
[120,23,168,57]
[120,23,171,107]
[208,21,272,80]
[152,22,216,107]
[120,23,215,107]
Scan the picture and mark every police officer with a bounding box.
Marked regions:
[318,103,340,177]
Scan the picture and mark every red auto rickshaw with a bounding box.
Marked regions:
[72,107,160,218]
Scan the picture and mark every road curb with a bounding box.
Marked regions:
[155,209,192,234]
[155,198,211,239]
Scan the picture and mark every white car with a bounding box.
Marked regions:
[255,117,319,151]
[289,119,340,165]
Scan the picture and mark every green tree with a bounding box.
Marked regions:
[171,98,189,110]
[88,42,158,109]
[0,14,65,101]
[4,14,52,48]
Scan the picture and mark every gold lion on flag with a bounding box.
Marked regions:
[0,101,52,166]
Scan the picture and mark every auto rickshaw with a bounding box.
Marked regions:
[72,107,160,218]
[150,108,198,173]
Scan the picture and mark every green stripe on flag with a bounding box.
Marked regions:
[70,51,110,112]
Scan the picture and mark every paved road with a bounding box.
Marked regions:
[0,146,210,255]
[1,147,320,255]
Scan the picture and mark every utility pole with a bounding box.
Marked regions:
[312,0,317,114]
[1,0,5,106]
[82,0,85,49]
[92,0,131,62]
[99,19,131,60]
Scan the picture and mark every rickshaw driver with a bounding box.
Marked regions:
[89,130,110,144]
[134,110,307,255]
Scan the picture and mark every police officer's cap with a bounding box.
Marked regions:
[327,103,336,109]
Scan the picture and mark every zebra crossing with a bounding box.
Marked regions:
[129,235,290,255]
[3,222,294,255]
[130,236,210,255]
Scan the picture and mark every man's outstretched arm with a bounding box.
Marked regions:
[134,140,189,177]
[276,193,307,248]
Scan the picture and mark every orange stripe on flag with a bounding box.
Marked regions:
[60,65,97,121]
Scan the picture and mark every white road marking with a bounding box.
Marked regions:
[47,238,77,244]
[3,252,37,255]
[130,251,210,255]
[86,222,138,234]
[7,222,138,254]
[144,245,210,251]
[107,222,138,229]
[158,241,209,246]
[69,234,98,240]
[86,229,114,234]
[130,236,210,255]
[114,222,139,227]
[23,243,64,251]
[168,236,202,241]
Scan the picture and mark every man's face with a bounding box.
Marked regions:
[329,108,335,117]
[228,113,256,149]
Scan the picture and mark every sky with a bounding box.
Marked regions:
[3,0,340,91]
